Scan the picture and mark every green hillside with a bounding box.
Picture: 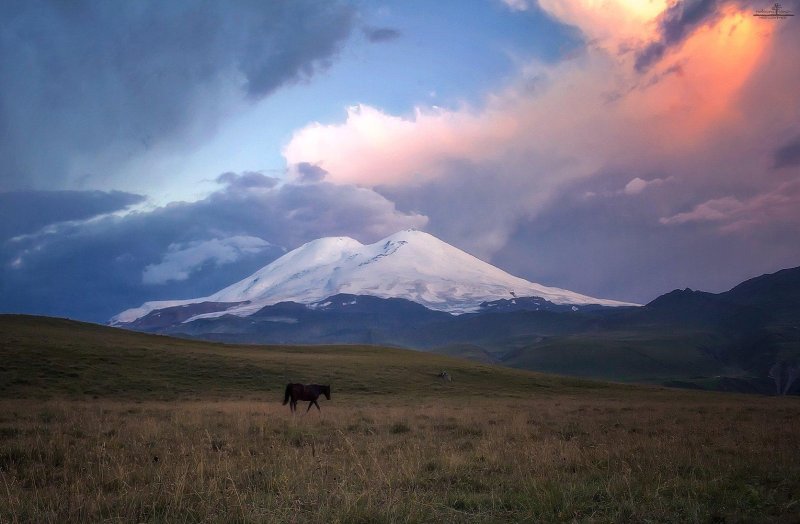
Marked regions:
[0,315,618,400]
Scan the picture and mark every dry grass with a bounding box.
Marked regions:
[1,394,799,523]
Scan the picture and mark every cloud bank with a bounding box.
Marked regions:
[0,0,355,191]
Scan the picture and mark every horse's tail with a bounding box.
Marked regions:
[282,383,291,405]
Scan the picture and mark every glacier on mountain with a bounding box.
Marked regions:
[111,229,637,325]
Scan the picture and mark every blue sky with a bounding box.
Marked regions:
[1,0,799,322]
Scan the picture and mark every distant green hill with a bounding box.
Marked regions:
[494,266,800,394]
[0,315,625,400]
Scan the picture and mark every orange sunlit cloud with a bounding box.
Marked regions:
[538,0,669,49]
[627,6,773,147]
[285,2,776,191]
[283,104,520,186]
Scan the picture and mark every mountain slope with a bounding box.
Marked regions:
[112,229,635,324]
[501,265,800,393]
[0,314,615,400]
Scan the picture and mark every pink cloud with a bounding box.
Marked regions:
[659,196,744,225]
[538,0,668,51]
[624,176,670,195]
[283,104,518,187]
[660,179,800,232]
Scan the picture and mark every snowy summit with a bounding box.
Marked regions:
[111,230,636,325]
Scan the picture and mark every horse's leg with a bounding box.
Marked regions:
[306,401,314,413]
[313,400,320,411]
[290,399,296,413]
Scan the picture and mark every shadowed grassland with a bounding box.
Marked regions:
[0,315,604,400]
[1,315,799,522]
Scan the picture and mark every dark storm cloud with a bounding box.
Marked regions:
[0,0,355,190]
[635,0,719,71]
[773,136,800,169]
[363,27,402,43]
[0,190,144,241]
[238,4,354,98]
[0,178,425,322]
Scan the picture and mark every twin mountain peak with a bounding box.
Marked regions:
[111,229,636,326]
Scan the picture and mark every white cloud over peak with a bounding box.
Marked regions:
[142,236,272,285]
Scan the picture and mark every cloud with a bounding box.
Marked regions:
[0,177,426,321]
[0,190,144,241]
[215,172,280,191]
[585,176,672,199]
[378,161,546,259]
[142,236,272,285]
[774,136,800,169]
[494,178,800,304]
[292,163,329,184]
[286,3,777,191]
[284,103,518,187]
[363,27,401,43]
[659,179,800,232]
[635,0,720,71]
[500,0,531,12]
[659,196,743,225]
[623,177,669,195]
[0,0,355,191]
[537,0,668,50]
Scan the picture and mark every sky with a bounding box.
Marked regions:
[1,0,799,322]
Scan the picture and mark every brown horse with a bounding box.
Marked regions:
[283,383,331,413]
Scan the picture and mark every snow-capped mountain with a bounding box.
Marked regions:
[111,229,636,325]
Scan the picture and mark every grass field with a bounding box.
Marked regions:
[1,315,799,522]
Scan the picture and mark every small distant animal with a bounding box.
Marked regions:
[437,370,451,382]
[283,383,331,413]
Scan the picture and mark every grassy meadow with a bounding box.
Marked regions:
[1,315,799,522]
